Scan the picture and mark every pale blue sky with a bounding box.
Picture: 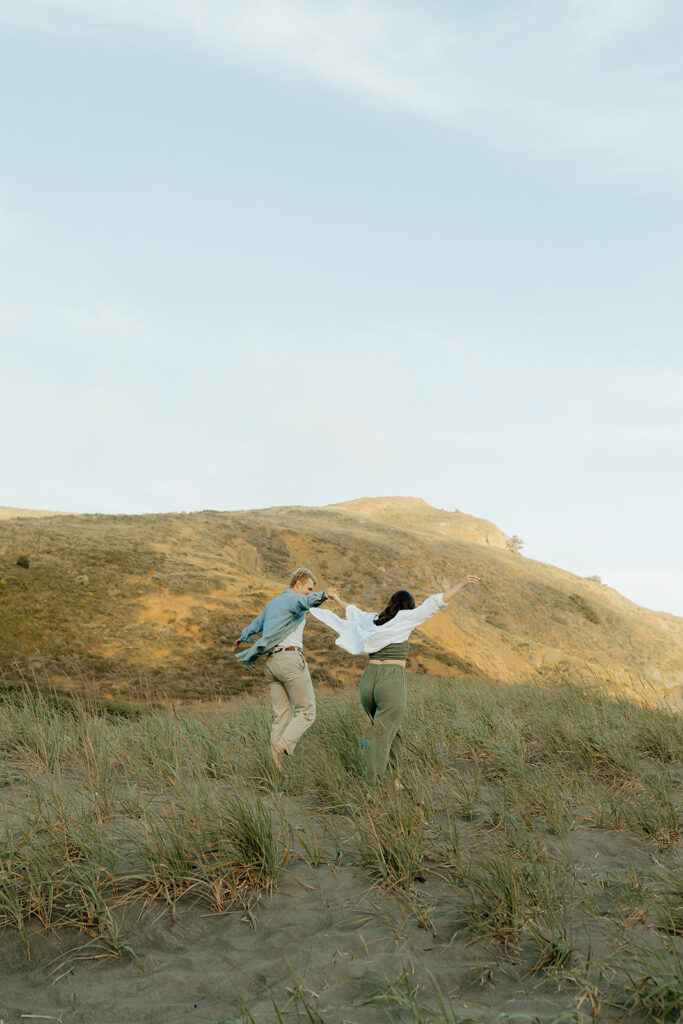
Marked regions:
[1,1,682,615]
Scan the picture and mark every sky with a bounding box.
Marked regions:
[1,0,682,616]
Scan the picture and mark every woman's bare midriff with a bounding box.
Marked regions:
[368,658,406,667]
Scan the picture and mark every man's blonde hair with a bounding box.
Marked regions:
[289,567,316,588]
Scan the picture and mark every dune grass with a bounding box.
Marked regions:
[0,674,680,1020]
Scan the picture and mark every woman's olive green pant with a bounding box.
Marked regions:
[359,663,407,780]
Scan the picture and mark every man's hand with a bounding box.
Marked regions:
[232,638,243,649]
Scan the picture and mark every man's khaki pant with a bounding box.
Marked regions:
[264,649,316,755]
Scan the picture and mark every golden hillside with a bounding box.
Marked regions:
[1,497,682,703]
[0,506,66,520]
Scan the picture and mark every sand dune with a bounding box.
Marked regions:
[1,678,680,1023]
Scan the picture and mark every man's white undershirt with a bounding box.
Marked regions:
[277,617,305,649]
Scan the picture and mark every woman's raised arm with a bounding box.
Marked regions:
[327,591,350,612]
[328,594,378,629]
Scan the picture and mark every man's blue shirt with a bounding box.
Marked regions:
[235,589,327,665]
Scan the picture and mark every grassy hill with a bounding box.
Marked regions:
[1,497,682,703]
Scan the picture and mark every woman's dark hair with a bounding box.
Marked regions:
[374,590,415,626]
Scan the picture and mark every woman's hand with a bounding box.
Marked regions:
[442,573,480,603]
[461,574,480,588]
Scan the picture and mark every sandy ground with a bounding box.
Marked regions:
[0,868,586,1024]
[0,810,665,1024]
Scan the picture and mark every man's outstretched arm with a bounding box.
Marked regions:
[289,587,339,612]
[233,609,266,649]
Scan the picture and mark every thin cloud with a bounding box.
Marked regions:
[0,304,149,338]
[4,0,457,116]
[572,0,657,47]
[0,200,28,254]
[3,0,682,169]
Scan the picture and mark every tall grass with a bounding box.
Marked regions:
[615,936,683,1022]
[0,673,680,980]
[356,782,434,889]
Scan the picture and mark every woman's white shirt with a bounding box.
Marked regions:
[309,593,447,655]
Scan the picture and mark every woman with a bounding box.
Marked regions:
[310,574,479,784]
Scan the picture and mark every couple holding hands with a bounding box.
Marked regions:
[233,567,479,783]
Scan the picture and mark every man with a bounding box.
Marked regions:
[234,567,338,770]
